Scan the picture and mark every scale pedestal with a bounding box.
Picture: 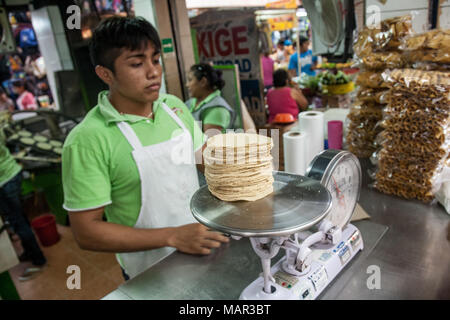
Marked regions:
[240,223,363,300]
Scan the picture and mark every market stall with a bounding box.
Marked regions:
[103,8,450,301]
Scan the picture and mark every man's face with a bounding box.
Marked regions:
[109,42,162,104]
[301,41,310,52]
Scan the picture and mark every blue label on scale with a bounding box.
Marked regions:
[338,245,351,265]
[339,246,349,257]
[333,241,345,253]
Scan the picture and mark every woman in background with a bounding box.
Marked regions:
[12,80,37,111]
[266,68,308,123]
[185,63,235,137]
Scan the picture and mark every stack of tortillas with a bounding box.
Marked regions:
[203,133,274,201]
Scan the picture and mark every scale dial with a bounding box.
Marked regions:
[306,150,361,230]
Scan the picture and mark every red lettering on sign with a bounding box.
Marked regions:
[215,28,232,56]
[232,26,249,55]
[197,32,209,58]
[207,31,215,57]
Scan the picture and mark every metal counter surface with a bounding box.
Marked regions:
[104,159,450,299]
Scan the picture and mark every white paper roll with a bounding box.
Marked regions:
[298,111,324,167]
[283,131,308,175]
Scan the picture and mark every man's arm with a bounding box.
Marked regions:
[69,206,229,255]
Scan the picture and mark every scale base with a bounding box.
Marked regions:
[240,224,363,300]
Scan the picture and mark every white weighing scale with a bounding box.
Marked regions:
[190,150,363,300]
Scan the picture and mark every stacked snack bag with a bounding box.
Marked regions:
[374,29,450,202]
[346,16,412,157]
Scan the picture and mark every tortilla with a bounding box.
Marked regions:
[18,130,32,137]
[49,140,63,147]
[204,133,274,202]
[34,135,48,142]
[8,134,19,141]
[36,142,52,150]
[20,137,35,145]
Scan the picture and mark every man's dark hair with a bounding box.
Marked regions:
[299,36,310,45]
[273,69,289,88]
[12,80,24,88]
[89,17,162,73]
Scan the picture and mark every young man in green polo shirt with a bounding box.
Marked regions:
[62,17,229,280]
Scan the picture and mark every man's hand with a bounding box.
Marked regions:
[168,223,230,255]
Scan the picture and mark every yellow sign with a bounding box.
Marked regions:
[268,20,294,31]
[268,14,295,31]
[265,0,298,9]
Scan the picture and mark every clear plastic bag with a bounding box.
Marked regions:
[346,101,384,158]
[357,87,389,104]
[355,70,389,88]
[400,29,450,51]
[435,180,450,214]
[412,61,450,72]
[382,68,450,98]
[400,30,450,66]
[356,51,406,70]
[374,68,450,202]
[353,15,413,58]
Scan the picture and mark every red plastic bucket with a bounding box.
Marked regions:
[31,214,60,246]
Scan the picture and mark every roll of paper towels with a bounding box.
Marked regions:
[298,111,324,166]
[283,131,308,175]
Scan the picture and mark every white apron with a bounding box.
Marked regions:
[116,103,199,279]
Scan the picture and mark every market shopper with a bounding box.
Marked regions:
[0,129,47,280]
[12,80,37,111]
[288,36,318,77]
[266,68,308,123]
[62,17,229,280]
[185,63,235,136]
[261,50,274,91]
[272,39,288,65]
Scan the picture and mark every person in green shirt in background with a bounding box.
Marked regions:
[62,17,229,280]
[185,63,236,137]
[0,128,47,280]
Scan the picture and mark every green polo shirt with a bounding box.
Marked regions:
[0,129,21,187]
[62,91,206,227]
[188,90,231,129]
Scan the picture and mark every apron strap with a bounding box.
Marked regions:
[161,103,190,133]
[117,103,189,150]
[117,121,143,150]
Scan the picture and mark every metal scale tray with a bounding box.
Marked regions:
[190,171,332,237]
